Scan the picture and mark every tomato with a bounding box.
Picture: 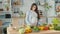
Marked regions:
[43,26,49,30]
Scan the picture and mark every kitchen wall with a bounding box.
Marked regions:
[20,0,56,24]
[46,0,56,17]
[46,0,56,24]
[20,0,45,16]
[20,0,35,13]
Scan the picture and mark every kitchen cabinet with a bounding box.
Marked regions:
[0,0,12,26]
[11,0,24,17]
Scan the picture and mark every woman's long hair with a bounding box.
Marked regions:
[30,3,39,19]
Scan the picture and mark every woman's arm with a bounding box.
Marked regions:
[25,11,31,25]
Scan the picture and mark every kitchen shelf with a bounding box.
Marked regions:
[0,0,12,34]
[11,0,23,18]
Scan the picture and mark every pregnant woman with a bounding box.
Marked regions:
[25,3,39,26]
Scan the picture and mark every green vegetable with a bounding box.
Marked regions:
[32,26,40,32]
[52,18,59,24]
[54,26,60,31]
[19,28,25,34]
[44,2,52,11]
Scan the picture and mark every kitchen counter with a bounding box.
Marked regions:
[7,27,19,34]
[7,27,60,34]
[7,17,60,34]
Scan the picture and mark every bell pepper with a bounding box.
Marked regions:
[25,29,32,33]
[44,26,49,30]
[38,26,44,30]
[48,24,54,30]
[49,26,54,30]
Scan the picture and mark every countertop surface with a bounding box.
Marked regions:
[7,18,60,34]
[7,27,60,34]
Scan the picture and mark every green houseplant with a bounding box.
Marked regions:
[43,2,52,23]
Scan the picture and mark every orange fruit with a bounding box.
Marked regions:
[25,29,32,33]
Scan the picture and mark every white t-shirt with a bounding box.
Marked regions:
[25,10,38,26]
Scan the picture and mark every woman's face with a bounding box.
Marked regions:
[32,5,36,11]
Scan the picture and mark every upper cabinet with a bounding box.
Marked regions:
[12,0,20,6]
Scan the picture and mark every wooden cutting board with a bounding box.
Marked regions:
[0,20,2,34]
[0,20,2,26]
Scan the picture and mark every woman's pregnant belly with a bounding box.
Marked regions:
[31,17,38,26]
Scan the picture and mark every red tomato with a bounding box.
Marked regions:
[43,26,49,30]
